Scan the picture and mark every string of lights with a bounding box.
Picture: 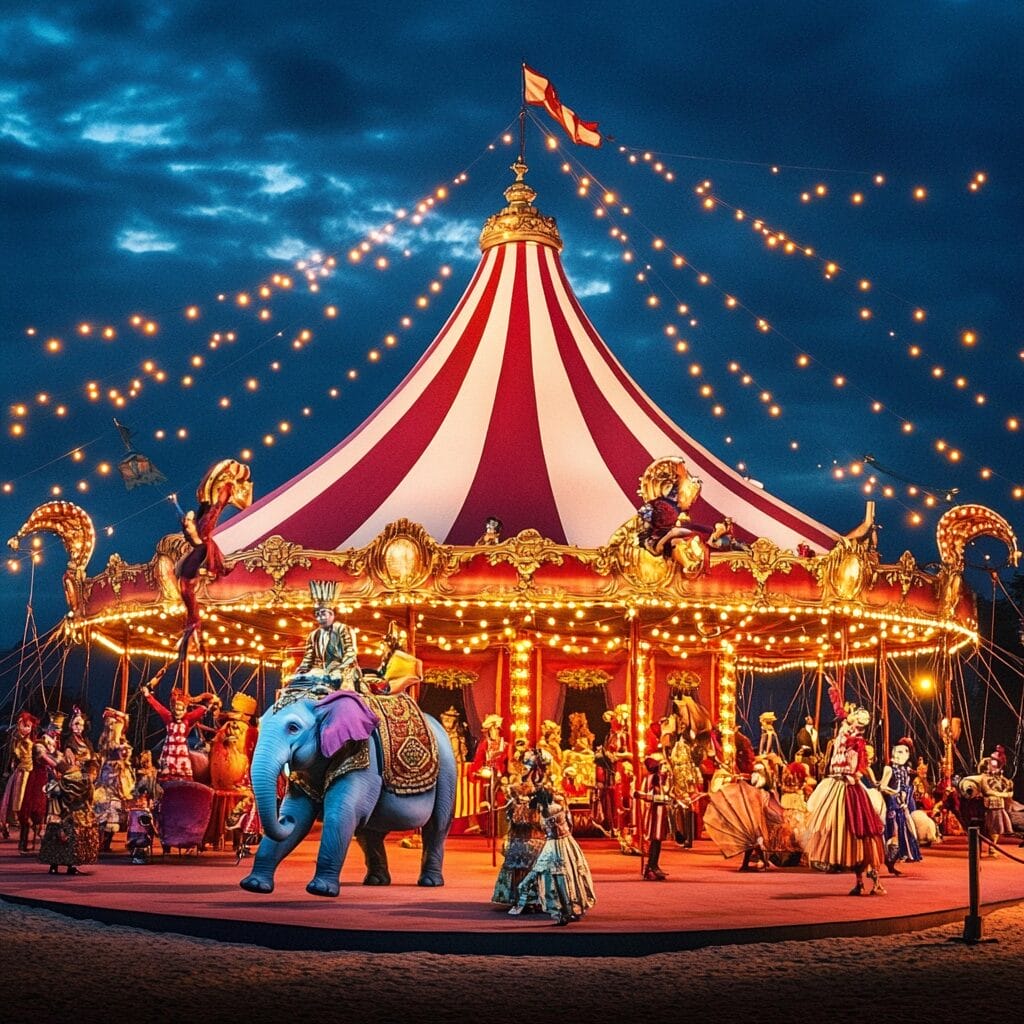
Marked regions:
[535,120,1023,522]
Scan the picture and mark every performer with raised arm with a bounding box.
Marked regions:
[803,681,886,895]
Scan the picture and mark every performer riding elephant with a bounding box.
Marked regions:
[240,685,456,897]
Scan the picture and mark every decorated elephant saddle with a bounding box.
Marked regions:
[363,693,440,796]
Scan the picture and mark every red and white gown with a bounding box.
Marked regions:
[803,726,885,871]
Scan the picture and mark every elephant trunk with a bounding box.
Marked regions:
[251,746,293,843]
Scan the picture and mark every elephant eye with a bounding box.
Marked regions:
[286,722,300,734]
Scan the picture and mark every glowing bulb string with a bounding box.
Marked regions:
[542,130,1024,509]
[6,126,514,436]
[614,142,886,178]
[684,180,996,416]
[617,149,1003,439]
[5,212,469,505]
[544,150,934,523]
[617,142,989,200]
[541,132,899,502]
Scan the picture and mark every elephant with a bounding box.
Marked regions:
[240,688,456,898]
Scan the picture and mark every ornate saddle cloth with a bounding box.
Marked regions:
[364,693,439,796]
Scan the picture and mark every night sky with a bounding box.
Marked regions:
[2,1,1022,644]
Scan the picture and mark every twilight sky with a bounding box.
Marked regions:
[1,0,1022,642]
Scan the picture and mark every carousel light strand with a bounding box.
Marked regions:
[511,638,532,742]
[542,128,1024,511]
[5,128,511,441]
[617,147,1012,450]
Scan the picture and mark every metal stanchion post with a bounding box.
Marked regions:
[951,826,996,945]
[963,826,984,943]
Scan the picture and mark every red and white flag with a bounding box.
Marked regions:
[523,64,602,148]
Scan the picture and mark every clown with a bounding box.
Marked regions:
[803,683,887,894]
[141,671,220,782]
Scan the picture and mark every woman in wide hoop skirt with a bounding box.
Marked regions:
[803,684,886,895]
[507,783,595,925]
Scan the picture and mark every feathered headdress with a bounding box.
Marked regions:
[309,580,338,610]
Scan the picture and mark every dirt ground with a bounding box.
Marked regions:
[0,896,1017,1023]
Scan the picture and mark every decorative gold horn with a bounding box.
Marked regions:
[8,501,96,612]
[935,504,1019,571]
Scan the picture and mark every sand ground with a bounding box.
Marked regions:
[0,896,1016,1023]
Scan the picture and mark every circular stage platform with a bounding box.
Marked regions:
[2,834,1022,956]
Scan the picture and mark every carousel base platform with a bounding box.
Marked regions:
[2,834,1022,956]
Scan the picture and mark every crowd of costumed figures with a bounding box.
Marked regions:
[1,576,1018,925]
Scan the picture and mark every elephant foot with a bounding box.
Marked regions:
[417,872,444,887]
[362,870,391,886]
[239,874,274,894]
[307,876,341,898]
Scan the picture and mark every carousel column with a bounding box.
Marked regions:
[717,641,738,771]
[940,637,955,786]
[118,646,130,713]
[878,638,890,759]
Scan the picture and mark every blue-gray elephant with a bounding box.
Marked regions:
[239,689,455,898]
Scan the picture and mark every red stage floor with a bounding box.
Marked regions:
[2,833,1022,955]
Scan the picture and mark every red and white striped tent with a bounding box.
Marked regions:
[217,168,837,556]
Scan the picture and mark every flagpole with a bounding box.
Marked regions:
[518,63,527,163]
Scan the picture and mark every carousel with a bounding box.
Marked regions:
[8,160,1018,823]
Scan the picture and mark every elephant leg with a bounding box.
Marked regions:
[239,792,317,894]
[308,773,380,897]
[418,800,452,887]
[355,829,391,886]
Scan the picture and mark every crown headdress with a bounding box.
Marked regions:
[309,580,338,609]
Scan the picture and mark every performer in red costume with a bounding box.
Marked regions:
[469,714,509,836]
[636,754,674,880]
[803,682,886,895]
[141,669,220,782]
[173,460,252,662]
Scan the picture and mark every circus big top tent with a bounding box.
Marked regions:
[10,159,1017,767]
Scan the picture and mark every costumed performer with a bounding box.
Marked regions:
[93,707,135,851]
[173,459,252,660]
[878,737,922,873]
[39,748,99,874]
[977,753,1014,855]
[1,711,38,842]
[803,683,886,895]
[19,718,62,853]
[492,748,548,911]
[507,783,595,925]
[468,713,509,836]
[290,580,362,692]
[635,753,674,880]
[141,668,221,782]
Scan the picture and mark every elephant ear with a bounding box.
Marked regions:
[316,691,380,758]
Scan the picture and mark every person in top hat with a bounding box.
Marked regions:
[291,581,362,692]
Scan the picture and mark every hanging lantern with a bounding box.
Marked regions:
[114,419,167,490]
